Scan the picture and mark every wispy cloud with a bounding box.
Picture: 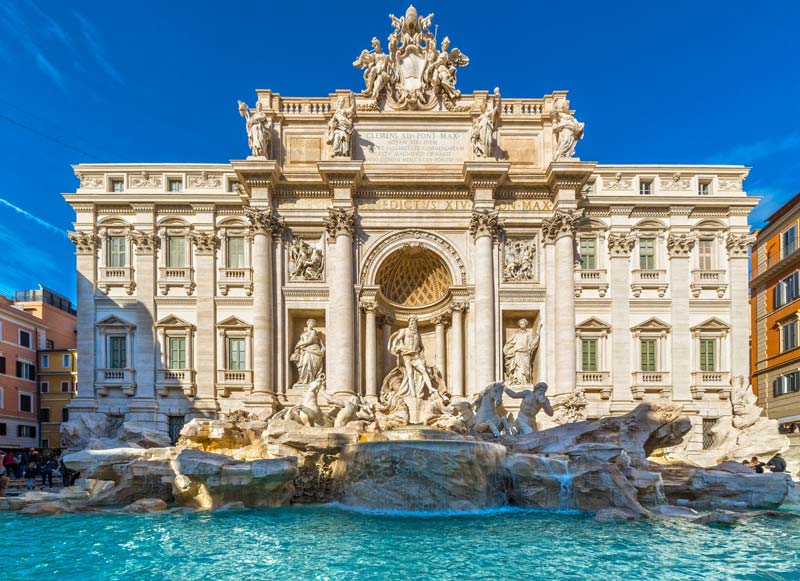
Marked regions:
[0,1,66,88]
[707,134,800,165]
[0,222,63,296]
[0,198,68,239]
[74,12,124,84]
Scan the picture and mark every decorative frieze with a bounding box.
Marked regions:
[323,208,357,238]
[288,235,325,281]
[541,208,583,243]
[77,174,103,189]
[129,172,162,189]
[188,172,222,189]
[660,173,690,191]
[469,209,502,240]
[719,179,743,192]
[603,173,632,191]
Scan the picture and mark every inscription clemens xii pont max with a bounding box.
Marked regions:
[356,131,467,164]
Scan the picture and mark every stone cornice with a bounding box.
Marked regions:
[462,161,510,193]
[316,160,364,190]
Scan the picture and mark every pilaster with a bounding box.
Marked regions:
[667,233,696,401]
[607,234,636,402]
[190,207,218,415]
[727,233,756,386]
[68,230,99,416]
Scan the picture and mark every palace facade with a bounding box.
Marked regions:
[64,7,757,455]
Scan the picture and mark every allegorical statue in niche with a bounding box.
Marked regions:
[237,100,272,158]
[471,88,500,158]
[290,319,325,385]
[552,98,584,160]
[326,95,356,157]
[388,315,434,399]
[503,319,541,385]
[504,382,554,434]
[288,236,324,281]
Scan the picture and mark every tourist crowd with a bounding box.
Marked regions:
[743,453,788,474]
[0,449,78,492]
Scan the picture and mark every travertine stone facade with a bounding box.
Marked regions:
[64,7,756,457]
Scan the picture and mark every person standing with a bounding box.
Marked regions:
[2,451,12,477]
[41,458,57,488]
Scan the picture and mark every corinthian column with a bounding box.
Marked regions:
[470,210,502,391]
[543,209,583,395]
[362,301,377,401]
[449,302,466,396]
[324,208,357,396]
[244,206,282,410]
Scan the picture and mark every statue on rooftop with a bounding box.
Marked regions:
[471,88,501,158]
[237,100,272,158]
[552,98,584,160]
[327,94,357,157]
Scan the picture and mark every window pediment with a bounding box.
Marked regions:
[576,317,611,333]
[631,317,670,333]
[690,317,730,333]
[157,315,194,330]
[96,315,136,329]
[217,316,252,330]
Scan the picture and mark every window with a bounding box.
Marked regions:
[19,330,31,348]
[782,226,797,258]
[39,408,50,422]
[774,272,800,308]
[62,354,70,367]
[18,425,36,438]
[109,236,127,267]
[228,338,246,370]
[61,380,71,393]
[168,336,187,369]
[227,236,246,268]
[110,179,124,192]
[698,181,711,196]
[783,321,798,352]
[41,354,49,368]
[0,423,5,436]
[108,336,127,369]
[16,361,35,380]
[639,238,656,270]
[228,180,239,193]
[41,439,49,449]
[168,415,185,445]
[0,356,5,374]
[639,181,652,196]
[579,238,596,270]
[581,339,598,372]
[702,418,717,450]
[699,339,717,372]
[774,371,800,396]
[168,236,186,267]
[640,339,657,372]
[62,408,70,422]
[46,339,54,349]
[168,178,184,192]
[20,393,33,413]
[698,239,714,270]
[40,381,49,393]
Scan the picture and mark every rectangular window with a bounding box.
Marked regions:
[228,180,239,193]
[40,381,49,393]
[61,381,71,393]
[168,415,185,445]
[19,330,31,348]
[639,181,652,196]
[783,226,798,258]
[228,338,245,370]
[640,339,657,372]
[168,336,187,369]
[702,418,717,450]
[16,362,35,380]
[20,393,33,413]
[41,439,49,449]
[699,339,717,372]
[639,238,656,270]
[18,425,36,438]
[62,408,70,422]
[63,354,70,368]
[783,321,798,352]
[698,239,714,270]
[41,354,49,368]
[0,423,5,436]
[581,339,598,372]
[698,182,711,196]
[110,179,124,192]
[39,408,50,422]
[108,336,127,369]
[168,178,184,192]
[774,371,800,397]
[579,238,597,270]
[46,339,54,349]
[168,236,186,268]
[227,237,246,268]
[109,236,127,267]
[0,356,5,374]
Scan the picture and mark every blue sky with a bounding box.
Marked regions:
[1,0,798,302]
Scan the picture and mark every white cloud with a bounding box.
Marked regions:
[0,198,68,238]
[707,134,800,165]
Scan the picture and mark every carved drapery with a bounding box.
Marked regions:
[667,234,697,258]
[323,208,357,238]
[469,209,502,240]
[541,208,583,243]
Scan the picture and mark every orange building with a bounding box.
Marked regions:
[750,192,800,440]
[0,296,46,450]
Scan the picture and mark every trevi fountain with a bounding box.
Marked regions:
[4,6,800,581]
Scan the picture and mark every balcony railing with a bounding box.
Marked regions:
[576,370,612,399]
[690,370,732,400]
[216,369,253,397]
[156,368,196,397]
[98,266,135,295]
[574,269,608,298]
[690,270,727,298]
[631,371,671,399]
[631,269,668,298]
[95,368,136,396]
[218,267,253,296]
[158,266,195,295]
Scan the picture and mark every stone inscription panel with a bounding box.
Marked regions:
[355,130,468,164]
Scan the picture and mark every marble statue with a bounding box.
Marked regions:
[326,95,356,157]
[471,88,500,158]
[353,37,394,100]
[504,382,554,435]
[503,239,536,281]
[289,319,326,386]
[374,391,410,431]
[388,316,434,399]
[320,393,375,428]
[288,236,324,281]
[238,100,272,158]
[552,99,584,160]
[503,319,541,385]
[473,382,513,437]
[274,375,327,427]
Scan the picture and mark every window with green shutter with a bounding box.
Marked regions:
[168,336,186,369]
[699,338,716,372]
[640,339,657,372]
[168,236,186,267]
[581,339,598,371]
[579,238,596,270]
[227,237,246,268]
[109,236,127,267]
[639,238,656,270]
[228,338,245,370]
[109,336,127,369]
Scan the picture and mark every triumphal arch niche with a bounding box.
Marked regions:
[67,3,756,446]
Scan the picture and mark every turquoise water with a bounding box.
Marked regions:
[4,504,800,580]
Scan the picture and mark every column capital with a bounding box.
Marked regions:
[129,230,159,255]
[324,207,357,238]
[449,301,468,314]
[432,313,451,326]
[726,232,756,258]
[667,233,697,258]
[68,230,98,254]
[191,231,219,255]
[378,312,396,326]
[244,206,283,238]
[607,233,636,257]
[469,209,503,240]
[359,299,377,313]
[542,208,584,243]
